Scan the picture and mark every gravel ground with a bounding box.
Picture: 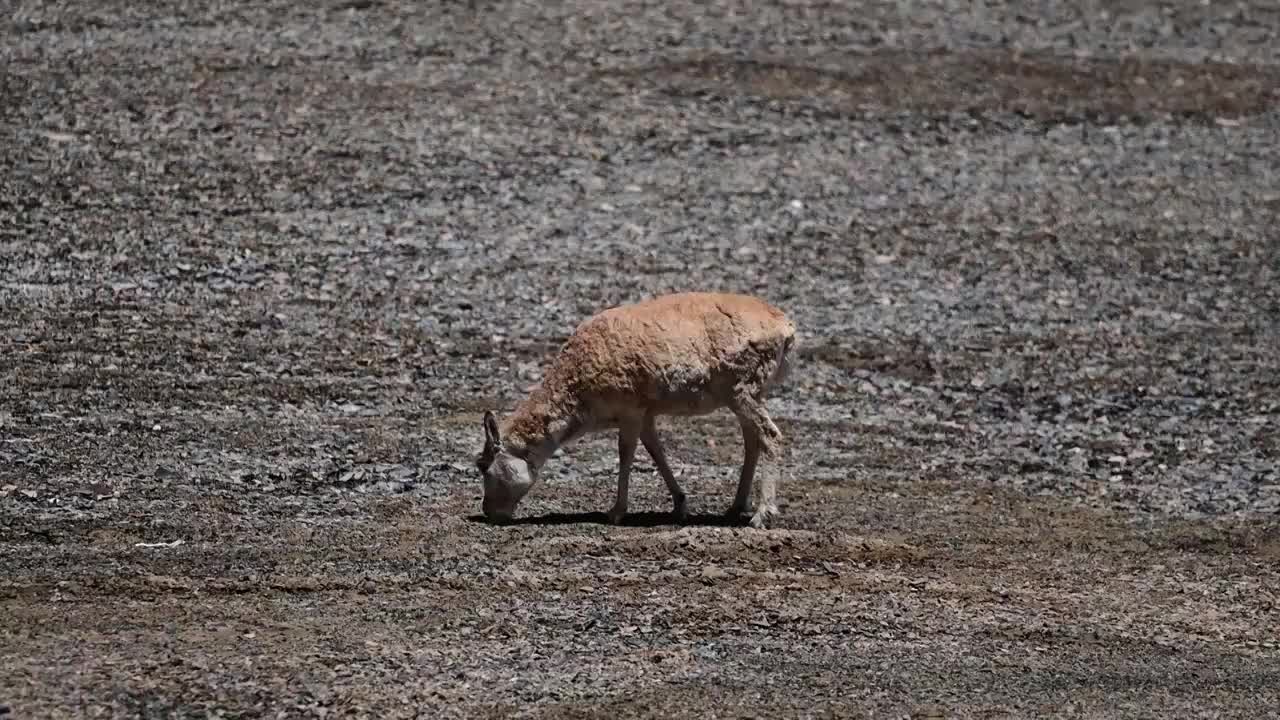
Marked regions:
[3,1,1279,717]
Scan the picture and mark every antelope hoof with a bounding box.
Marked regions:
[606,505,627,526]
[749,505,779,529]
[672,494,688,523]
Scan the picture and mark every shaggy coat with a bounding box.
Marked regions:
[477,291,796,528]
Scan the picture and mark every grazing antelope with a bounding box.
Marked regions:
[475,291,796,529]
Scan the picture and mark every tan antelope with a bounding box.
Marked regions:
[475,291,797,529]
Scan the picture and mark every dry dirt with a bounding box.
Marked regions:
[2,1,1279,718]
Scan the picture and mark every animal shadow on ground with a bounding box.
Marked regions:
[466,511,748,528]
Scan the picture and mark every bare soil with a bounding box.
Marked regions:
[2,1,1278,718]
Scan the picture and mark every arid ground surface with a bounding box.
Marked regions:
[3,1,1280,717]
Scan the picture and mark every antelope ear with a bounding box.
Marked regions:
[483,410,502,452]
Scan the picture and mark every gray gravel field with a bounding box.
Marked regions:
[2,1,1279,718]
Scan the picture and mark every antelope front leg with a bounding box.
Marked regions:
[641,414,688,523]
[608,419,641,525]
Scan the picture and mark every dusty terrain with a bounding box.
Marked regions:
[2,1,1279,717]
